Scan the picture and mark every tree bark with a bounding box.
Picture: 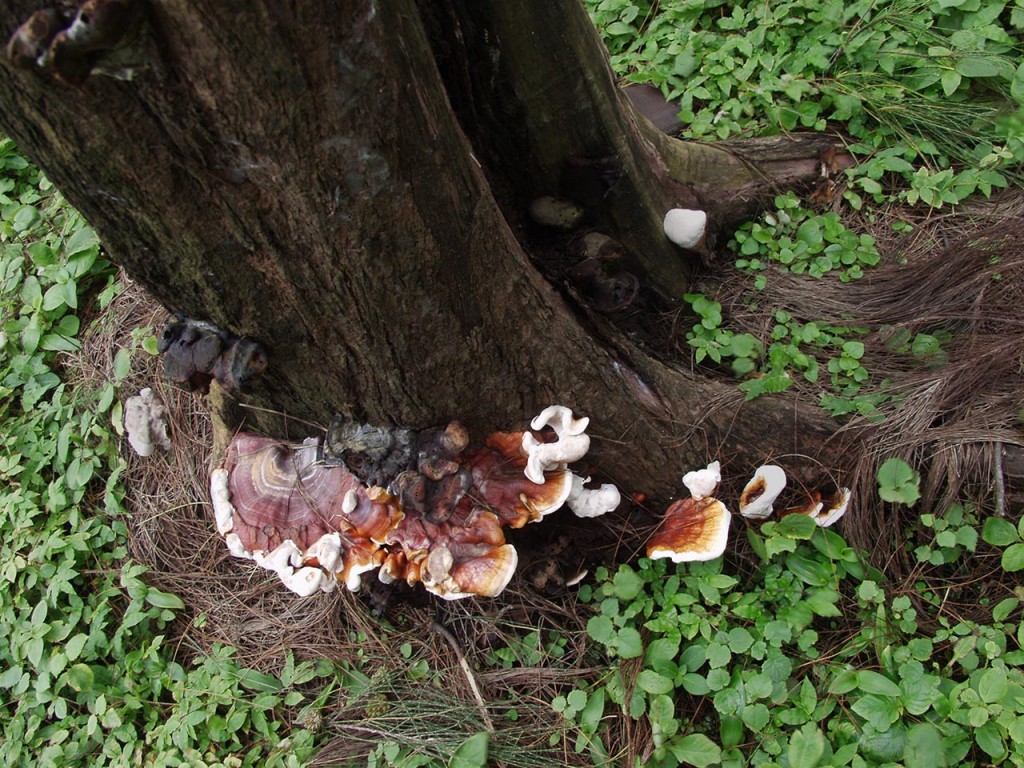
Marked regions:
[0,0,844,499]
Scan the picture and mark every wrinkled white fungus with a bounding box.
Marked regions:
[663,208,707,249]
[280,567,327,597]
[530,405,590,436]
[739,464,787,520]
[682,460,721,500]
[225,533,251,560]
[306,533,342,574]
[254,540,303,573]
[209,468,235,535]
[567,474,621,518]
[124,388,171,457]
[522,405,592,484]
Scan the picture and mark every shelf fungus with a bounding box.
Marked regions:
[211,406,616,599]
[785,488,851,528]
[646,496,732,563]
[158,313,267,393]
[647,461,729,562]
[739,464,787,520]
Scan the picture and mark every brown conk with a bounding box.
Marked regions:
[211,406,616,599]
[158,314,267,393]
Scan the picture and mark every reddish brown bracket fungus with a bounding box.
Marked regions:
[211,406,615,599]
[739,464,787,520]
[783,488,852,528]
[646,496,732,563]
[158,314,267,393]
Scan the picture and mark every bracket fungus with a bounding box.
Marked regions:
[567,474,622,518]
[522,405,591,484]
[739,464,787,520]
[158,314,267,393]
[646,496,732,563]
[123,387,171,457]
[6,0,142,85]
[646,461,730,562]
[663,208,708,250]
[783,487,851,527]
[210,406,616,599]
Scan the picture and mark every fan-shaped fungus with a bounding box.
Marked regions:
[739,464,787,520]
[646,496,732,562]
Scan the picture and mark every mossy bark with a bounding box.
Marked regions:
[0,0,843,499]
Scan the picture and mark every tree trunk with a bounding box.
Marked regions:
[0,0,844,499]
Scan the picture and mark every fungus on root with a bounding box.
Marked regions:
[211,406,616,599]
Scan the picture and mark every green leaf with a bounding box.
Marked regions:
[637,669,674,695]
[876,457,921,506]
[851,694,900,731]
[113,347,132,382]
[857,670,902,698]
[238,669,284,693]
[904,723,945,766]
[449,732,489,768]
[776,514,817,540]
[145,589,185,611]
[67,663,95,692]
[613,567,643,601]
[974,720,1006,760]
[1002,542,1024,572]
[666,733,722,767]
[64,226,99,256]
[978,667,1008,704]
[617,627,644,659]
[982,517,1019,547]
[587,615,615,645]
[788,723,826,768]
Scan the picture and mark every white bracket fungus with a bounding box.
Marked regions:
[124,387,171,457]
[663,208,707,249]
[567,474,621,518]
[739,464,787,520]
[522,405,592,484]
[682,460,721,500]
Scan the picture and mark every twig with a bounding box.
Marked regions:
[994,440,1006,517]
[431,619,495,733]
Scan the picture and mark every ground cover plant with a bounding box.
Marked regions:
[0,136,328,767]
[0,0,1022,766]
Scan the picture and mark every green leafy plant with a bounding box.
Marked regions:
[877,457,922,506]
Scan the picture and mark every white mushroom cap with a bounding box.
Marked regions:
[646,497,731,563]
[522,405,592,484]
[663,209,707,249]
[345,560,380,592]
[280,566,327,596]
[566,474,621,518]
[210,468,235,535]
[530,405,590,437]
[522,432,591,484]
[682,461,721,500]
[305,533,342,574]
[124,388,171,457]
[739,465,787,520]
[815,488,851,527]
[254,540,303,572]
